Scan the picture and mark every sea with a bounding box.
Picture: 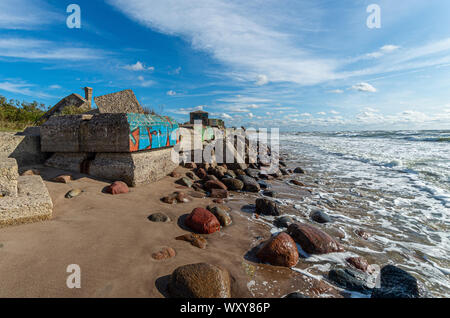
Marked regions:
[266,130,450,297]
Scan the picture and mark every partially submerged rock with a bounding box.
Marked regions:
[287,223,344,254]
[209,206,232,227]
[148,212,171,223]
[311,210,331,223]
[274,216,293,228]
[256,232,299,267]
[346,257,370,273]
[185,208,221,234]
[168,263,231,298]
[294,167,305,174]
[255,198,280,216]
[328,268,371,294]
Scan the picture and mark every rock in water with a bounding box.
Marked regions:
[294,167,305,174]
[256,232,299,267]
[148,212,171,223]
[371,265,431,298]
[168,263,231,298]
[221,178,244,191]
[290,179,306,187]
[65,189,82,198]
[176,233,207,249]
[284,292,309,298]
[287,223,344,254]
[346,257,370,272]
[152,247,176,260]
[262,190,277,197]
[238,175,260,192]
[274,216,293,228]
[328,268,371,294]
[210,206,232,227]
[255,198,280,216]
[311,209,331,223]
[105,181,129,195]
[185,208,221,234]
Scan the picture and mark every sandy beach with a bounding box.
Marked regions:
[0,163,341,298]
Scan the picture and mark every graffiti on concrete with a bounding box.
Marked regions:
[128,114,179,152]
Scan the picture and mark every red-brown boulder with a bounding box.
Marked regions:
[256,232,299,267]
[346,256,370,272]
[210,189,228,198]
[185,208,221,234]
[204,180,227,191]
[287,223,344,254]
[105,181,129,195]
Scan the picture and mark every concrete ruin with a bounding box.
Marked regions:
[94,89,144,114]
[40,87,93,121]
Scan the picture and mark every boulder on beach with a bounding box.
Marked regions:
[221,178,244,191]
[169,171,181,178]
[371,265,430,298]
[195,168,207,179]
[186,171,199,181]
[176,233,207,249]
[148,212,171,223]
[65,188,82,198]
[238,175,260,192]
[105,181,129,195]
[209,188,228,198]
[245,168,260,179]
[185,208,221,234]
[176,177,193,188]
[287,223,344,254]
[289,179,306,187]
[274,216,293,228]
[256,232,299,267]
[311,209,331,223]
[255,198,280,216]
[284,292,310,298]
[162,191,190,204]
[183,162,197,169]
[328,268,371,294]
[204,180,227,191]
[52,175,72,183]
[168,263,231,298]
[294,167,306,174]
[346,257,370,273]
[262,190,277,197]
[209,206,232,227]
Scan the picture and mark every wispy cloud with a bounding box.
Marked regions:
[124,61,155,71]
[0,81,53,98]
[351,82,377,93]
[0,0,62,30]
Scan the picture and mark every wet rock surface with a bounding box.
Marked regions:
[185,208,221,234]
[256,232,299,267]
[287,223,344,254]
[176,233,207,249]
[255,198,280,216]
[328,268,372,294]
[105,181,129,195]
[148,212,171,223]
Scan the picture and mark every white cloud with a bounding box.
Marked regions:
[167,90,176,96]
[330,110,340,114]
[0,81,52,98]
[329,89,343,94]
[222,113,232,119]
[0,0,62,30]
[137,75,155,87]
[317,112,326,115]
[255,74,269,86]
[351,82,377,93]
[0,38,105,60]
[300,113,311,117]
[366,44,400,58]
[248,112,254,118]
[124,61,154,71]
[49,84,61,89]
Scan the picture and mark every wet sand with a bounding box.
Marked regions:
[0,165,341,298]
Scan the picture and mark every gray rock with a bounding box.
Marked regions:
[221,178,244,191]
[238,175,260,192]
[328,268,371,294]
[262,190,277,197]
[148,212,170,222]
[245,168,260,179]
[294,167,305,174]
[274,216,293,228]
[311,210,331,223]
[176,177,193,188]
[371,265,431,298]
[284,292,309,298]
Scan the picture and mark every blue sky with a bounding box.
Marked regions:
[1,0,450,131]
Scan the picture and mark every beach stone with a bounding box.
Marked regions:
[221,178,244,191]
[183,162,197,169]
[279,161,287,167]
[210,166,227,179]
[290,179,306,187]
[285,292,309,298]
[355,229,371,240]
[152,247,176,260]
[225,170,236,178]
[255,198,280,216]
[176,177,193,188]
[192,183,205,191]
[311,210,331,223]
[256,232,299,267]
[262,190,277,197]
[328,268,371,294]
[270,169,283,179]
[105,181,129,195]
[207,204,231,213]
[65,189,82,198]
[52,175,72,183]
[168,263,231,298]
[257,180,270,189]
[371,265,430,298]
[210,189,228,198]
[294,167,305,174]
[245,168,260,179]
[280,168,289,176]
[238,175,260,192]
[169,171,181,178]
[346,257,370,273]
[204,180,227,191]
[287,223,344,254]
[185,208,221,234]
[176,233,207,249]
[21,169,40,176]
[196,168,207,179]
[274,216,293,228]
[206,175,218,181]
[210,206,232,227]
[162,192,189,204]
[234,169,246,176]
[212,198,223,204]
[148,212,171,222]
[186,171,199,181]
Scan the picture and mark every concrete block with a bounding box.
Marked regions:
[0,175,53,226]
[40,113,179,153]
[0,131,47,166]
[0,158,18,197]
[44,152,88,172]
